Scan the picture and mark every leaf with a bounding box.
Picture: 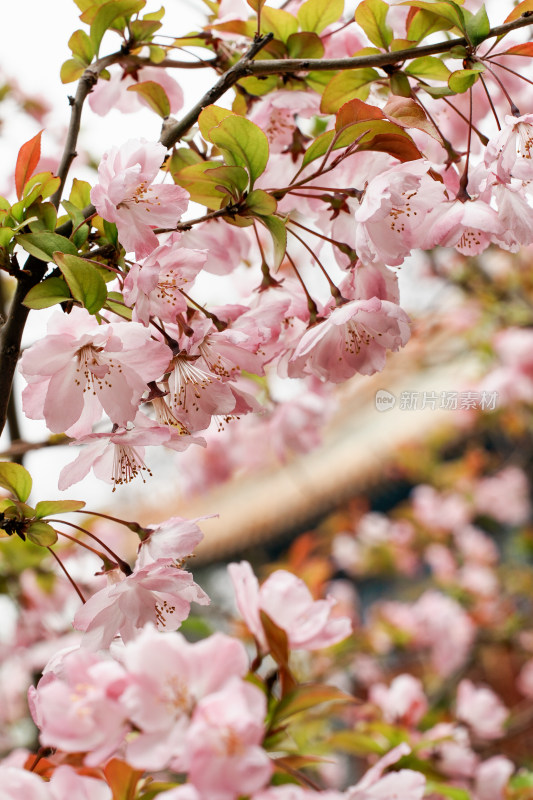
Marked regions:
[286,32,324,58]
[260,7,299,42]
[34,500,86,519]
[405,55,450,80]
[0,462,32,502]
[502,42,533,57]
[27,201,57,233]
[390,71,412,96]
[198,105,235,142]
[127,81,170,117]
[336,98,384,128]
[329,730,386,755]
[104,759,143,800]
[23,278,71,310]
[15,131,43,201]
[257,214,287,269]
[320,68,379,113]
[357,131,422,160]
[210,116,269,186]
[448,65,483,93]
[16,232,78,262]
[384,96,444,142]
[175,163,248,209]
[505,0,533,23]
[401,0,465,31]
[355,0,393,49]
[302,119,410,168]
[61,58,86,84]
[425,782,470,800]
[26,521,58,547]
[68,29,95,63]
[54,252,108,314]
[245,189,277,216]
[272,683,358,724]
[297,0,344,34]
[105,291,133,320]
[89,0,146,55]
[465,4,489,46]
[69,178,93,210]
[22,173,61,205]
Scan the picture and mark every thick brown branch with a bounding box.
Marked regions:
[0,257,47,437]
[161,13,533,147]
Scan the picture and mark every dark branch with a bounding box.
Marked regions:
[161,14,533,147]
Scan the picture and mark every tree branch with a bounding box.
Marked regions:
[161,13,533,147]
[50,52,126,210]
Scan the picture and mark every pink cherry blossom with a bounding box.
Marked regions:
[474,466,531,526]
[73,559,209,649]
[423,197,503,256]
[123,233,207,325]
[288,298,411,383]
[136,515,207,569]
[346,743,425,800]
[250,90,320,153]
[117,627,249,769]
[353,160,446,267]
[28,646,129,764]
[178,677,273,800]
[228,560,352,652]
[20,307,172,438]
[456,680,508,740]
[58,415,205,490]
[90,139,189,258]
[89,66,184,117]
[0,766,52,800]
[370,674,428,727]
[474,756,514,800]
[485,113,533,182]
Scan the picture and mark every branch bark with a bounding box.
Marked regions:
[161,14,533,147]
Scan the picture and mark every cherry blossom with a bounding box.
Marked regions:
[123,233,207,325]
[178,677,273,800]
[73,559,209,649]
[89,65,184,117]
[369,674,428,727]
[288,298,411,383]
[485,113,533,182]
[456,680,508,740]
[228,560,352,652]
[20,308,172,438]
[90,139,189,258]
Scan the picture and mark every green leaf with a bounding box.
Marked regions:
[257,214,287,269]
[0,228,14,249]
[245,190,277,216]
[127,81,170,117]
[175,163,248,209]
[465,4,489,45]
[129,18,162,42]
[297,0,344,34]
[34,500,86,519]
[272,683,357,724]
[26,521,58,547]
[23,278,71,310]
[198,105,235,142]
[320,68,379,113]
[286,32,324,59]
[16,232,78,262]
[89,0,146,55]
[402,0,466,31]
[355,0,393,49]
[69,179,92,209]
[148,44,167,63]
[22,173,61,205]
[60,59,86,84]
[448,65,484,93]
[329,730,386,756]
[406,7,455,40]
[425,782,470,800]
[54,252,108,314]
[390,71,411,96]
[105,291,133,320]
[260,7,298,42]
[405,55,450,80]
[27,201,58,233]
[0,462,32,502]
[210,116,269,186]
[68,29,95,64]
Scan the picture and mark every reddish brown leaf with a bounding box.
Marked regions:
[336,98,384,130]
[358,132,422,161]
[503,42,533,57]
[15,130,44,200]
[504,0,533,23]
[103,758,143,800]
